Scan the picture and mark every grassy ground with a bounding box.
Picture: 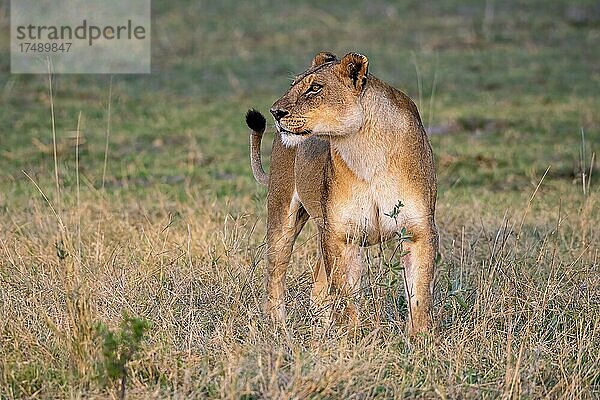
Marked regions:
[1,0,599,398]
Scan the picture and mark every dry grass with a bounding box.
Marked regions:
[1,170,598,398]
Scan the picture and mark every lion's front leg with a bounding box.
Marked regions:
[321,230,363,326]
[402,223,438,335]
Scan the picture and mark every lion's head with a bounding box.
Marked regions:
[270,52,369,147]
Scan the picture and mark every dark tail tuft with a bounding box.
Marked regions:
[246,109,266,132]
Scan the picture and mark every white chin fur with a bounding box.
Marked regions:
[280,133,308,147]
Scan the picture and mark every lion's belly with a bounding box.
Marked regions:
[329,179,420,246]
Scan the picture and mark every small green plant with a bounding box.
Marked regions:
[95,312,151,400]
[54,239,69,261]
[384,200,404,220]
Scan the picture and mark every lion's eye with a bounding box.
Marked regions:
[305,83,323,95]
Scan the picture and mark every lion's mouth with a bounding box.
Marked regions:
[275,121,311,136]
[281,129,311,136]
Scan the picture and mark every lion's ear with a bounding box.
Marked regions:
[336,53,369,92]
[311,51,338,68]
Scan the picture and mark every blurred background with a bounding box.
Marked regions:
[0,0,598,202]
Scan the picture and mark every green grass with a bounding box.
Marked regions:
[1,0,599,398]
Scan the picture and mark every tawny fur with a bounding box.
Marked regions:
[247,52,438,335]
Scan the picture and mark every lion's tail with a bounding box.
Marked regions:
[245,109,269,186]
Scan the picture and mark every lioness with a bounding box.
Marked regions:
[246,52,438,335]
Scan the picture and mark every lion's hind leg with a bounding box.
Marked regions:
[265,195,308,326]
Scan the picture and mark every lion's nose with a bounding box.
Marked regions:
[270,108,289,121]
